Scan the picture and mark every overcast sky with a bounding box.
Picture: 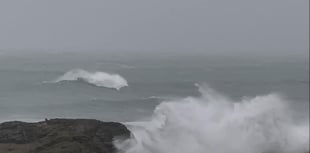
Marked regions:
[0,0,308,54]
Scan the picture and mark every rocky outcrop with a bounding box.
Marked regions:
[0,119,130,153]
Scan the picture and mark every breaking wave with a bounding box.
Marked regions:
[115,84,309,153]
[49,69,128,90]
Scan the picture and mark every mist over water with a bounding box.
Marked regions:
[116,84,309,153]
[0,0,308,152]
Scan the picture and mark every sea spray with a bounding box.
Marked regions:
[48,69,128,90]
[115,84,309,153]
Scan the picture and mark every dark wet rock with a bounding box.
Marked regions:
[0,119,130,153]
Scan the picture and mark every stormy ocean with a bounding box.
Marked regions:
[0,51,308,153]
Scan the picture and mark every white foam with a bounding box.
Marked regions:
[49,69,128,90]
[115,84,309,153]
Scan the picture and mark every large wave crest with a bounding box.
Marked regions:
[115,84,309,153]
[50,69,128,90]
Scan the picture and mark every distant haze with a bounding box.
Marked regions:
[0,0,308,54]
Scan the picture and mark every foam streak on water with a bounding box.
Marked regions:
[115,84,309,153]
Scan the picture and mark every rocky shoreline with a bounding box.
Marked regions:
[0,119,131,153]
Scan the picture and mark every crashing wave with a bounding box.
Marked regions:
[49,69,128,90]
[115,84,309,153]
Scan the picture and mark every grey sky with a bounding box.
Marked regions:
[0,0,308,53]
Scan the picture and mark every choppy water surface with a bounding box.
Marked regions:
[0,51,308,153]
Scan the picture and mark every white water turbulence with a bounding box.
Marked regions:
[115,84,309,153]
[50,69,128,90]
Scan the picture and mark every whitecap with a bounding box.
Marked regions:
[47,69,128,90]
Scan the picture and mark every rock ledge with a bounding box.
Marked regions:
[0,119,130,153]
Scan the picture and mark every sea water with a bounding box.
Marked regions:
[0,51,308,153]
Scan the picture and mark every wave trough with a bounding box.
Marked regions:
[51,69,128,90]
[115,84,309,153]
